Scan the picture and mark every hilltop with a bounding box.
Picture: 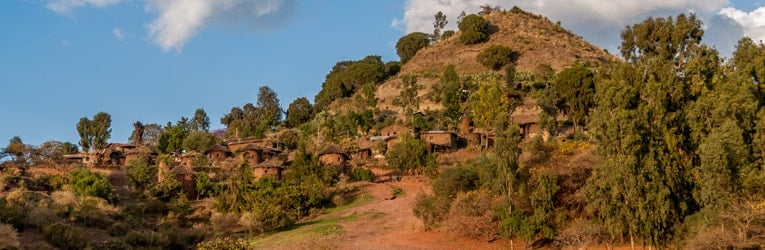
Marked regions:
[374,9,615,116]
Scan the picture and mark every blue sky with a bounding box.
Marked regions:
[1,0,764,147]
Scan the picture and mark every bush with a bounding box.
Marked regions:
[386,137,430,175]
[458,14,489,45]
[477,45,515,70]
[431,165,480,199]
[210,212,240,236]
[197,237,256,250]
[0,198,25,230]
[441,190,498,241]
[442,30,455,40]
[396,32,431,63]
[43,222,88,250]
[124,230,169,248]
[107,222,130,237]
[412,193,451,230]
[349,167,375,182]
[68,168,117,204]
[25,206,59,229]
[0,223,20,250]
[126,159,155,191]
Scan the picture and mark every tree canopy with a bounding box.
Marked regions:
[458,14,489,45]
[76,112,111,152]
[396,32,431,64]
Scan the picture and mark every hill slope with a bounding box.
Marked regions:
[375,9,615,116]
[401,10,614,75]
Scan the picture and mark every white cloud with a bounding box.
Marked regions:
[146,0,291,52]
[112,28,126,41]
[393,0,732,55]
[46,0,122,14]
[719,7,765,43]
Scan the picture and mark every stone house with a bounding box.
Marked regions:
[254,158,284,179]
[318,145,349,170]
[420,130,459,152]
[380,124,411,137]
[180,151,201,168]
[236,144,281,167]
[168,165,195,199]
[226,139,276,152]
[204,144,232,164]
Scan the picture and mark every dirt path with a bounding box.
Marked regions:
[332,176,512,250]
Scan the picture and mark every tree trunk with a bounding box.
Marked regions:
[630,234,635,250]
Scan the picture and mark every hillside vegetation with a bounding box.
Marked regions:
[2,6,765,250]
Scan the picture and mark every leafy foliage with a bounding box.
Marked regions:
[396,32,431,63]
[477,45,515,70]
[126,159,155,192]
[76,112,111,152]
[458,14,489,45]
[545,64,596,131]
[221,86,282,139]
[314,55,394,111]
[189,108,210,132]
[286,97,313,128]
[385,136,434,175]
[68,168,117,204]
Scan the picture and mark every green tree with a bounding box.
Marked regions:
[396,75,421,117]
[76,112,112,152]
[129,121,144,145]
[385,136,433,175]
[190,108,210,132]
[586,14,721,247]
[477,45,515,70]
[286,97,313,128]
[314,55,390,111]
[548,64,596,132]
[256,86,282,131]
[396,32,431,64]
[69,168,117,204]
[126,159,156,192]
[458,14,489,45]
[194,171,217,200]
[433,11,448,42]
[441,65,463,122]
[467,78,509,130]
[158,118,189,153]
[182,130,217,153]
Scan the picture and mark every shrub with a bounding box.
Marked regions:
[43,222,87,250]
[124,230,169,248]
[385,137,430,175]
[412,193,451,230]
[126,159,155,191]
[197,237,256,250]
[107,222,130,237]
[396,32,431,63]
[441,191,498,241]
[349,167,375,182]
[458,14,489,45]
[210,212,240,236]
[25,206,59,229]
[0,223,20,250]
[431,165,480,199]
[441,30,455,40]
[477,45,515,70]
[68,168,117,204]
[0,198,25,230]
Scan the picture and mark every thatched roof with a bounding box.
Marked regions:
[317,145,348,157]
[204,144,231,154]
[256,158,285,168]
[169,166,195,175]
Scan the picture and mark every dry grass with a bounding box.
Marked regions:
[0,223,20,250]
